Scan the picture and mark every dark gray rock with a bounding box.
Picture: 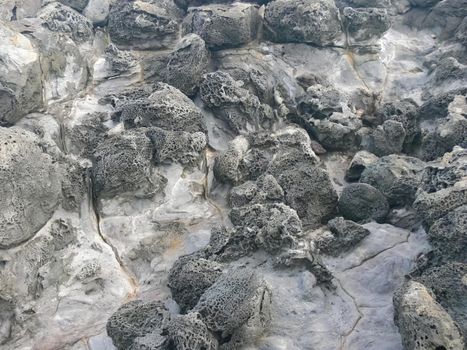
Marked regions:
[345,150,379,182]
[92,129,162,197]
[427,205,467,263]
[168,254,223,312]
[182,3,260,50]
[194,269,272,350]
[120,83,207,134]
[229,174,283,208]
[229,202,304,253]
[165,313,218,350]
[38,2,93,43]
[106,300,170,350]
[268,155,338,228]
[413,182,467,227]
[298,84,345,120]
[393,281,465,350]
[264,0,342,45]
[364,120,406,156]
[418,88,466,120]
[423,0,467,40]
[338,183,389,223]
[199,71,274,134]
[0,127,61,249]
[57,0,89,12]
[108,0,183,50]
[360,155,425,206]
[317,217,370,256]
[143,34,209,97]
[104,44,138,77]
[147,128,206,165]
[0,84,17,126]
[342,7,391,45]
[415,262,467,342]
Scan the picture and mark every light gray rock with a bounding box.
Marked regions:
[345,150,379,182]
[83,0,111,25]
[165,313,218,350]
[394,281,464,350]
[264,0,343,46]
[0,127,61,249]
[183,3,260,50]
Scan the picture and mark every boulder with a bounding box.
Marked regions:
[108,0,183,50]
[0,22,42,125]
[427,205,466,263]
[38,2,94,43]
[364,120,406,156]
[413,181,467,227]
[168,254,223,312]
[317,217,370,256]
[57,0,89,12]
[360,155,425,206]
[423,0,467,39]
[199,71,274,134]
[182,3,260,50]
[345,150,378,182]
[298,84,346,120]
[418,88,466,120]
[229,174,284,208]
[264,0,342,45]
[106,300,170,350]
[165,313,218,350]
[144,34,209,97]
[194,269,272,350]
[342,7,391,45]
[120,83,207,134]
[338,183,389,223]
[0,127,61,249]
[393,281,464,350]
[213,136,250,185]
[83,0,111,25]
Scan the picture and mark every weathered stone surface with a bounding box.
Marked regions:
[57,0,90,12]
[0,127,61,249]
[360,155,426,207]
[0,22,42,125]
[183,3,260,50]
[108,0,183,50]
[345,150,379,182]
[394,281,464,350]
[338,183,389,223]
[264,0,342,45]
[364,120,406,156]
[343,7,391,45]
[165,313,218,350]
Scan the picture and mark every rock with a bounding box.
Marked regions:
[423,0,467,39]
[420,147,467,193]
[194,269,272,349]
[101,43,139,78]
[165,313,218,350]
[309,109,363,151]
[0,22,42,125]
[229,203,304,254]
[38,2,94,43]
[264,0,342,45]
[229,174,284,208]
[338,183,389,223]
[360,155,425,206]
[57,0,89,12]
[418,88,467,120]
[92,129,162,197]
[0,0,41,20]
[455,16,467,44]
[413,181,467,227]
[106,300,170,350]
[298,84,346,120]
[427,205,466,263]
[108,0,183,50]
[317,217,370,256]
[120,83,206,134]
[375,98,420,152]
[342,7,391,45]
[415,262,467,340]
[182,3,260,50]
[269,157,338,228]
[144,34,209,97]
[199,71,274,134]
[345,150,379,182]
[364,120,406,156]
[147,128,207,165]
[393,281,464,350]
[83,0,111,25]
[408,0,441,7]
[0,127,61,249]
[419,113,467,161]
[168,254,223,312]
